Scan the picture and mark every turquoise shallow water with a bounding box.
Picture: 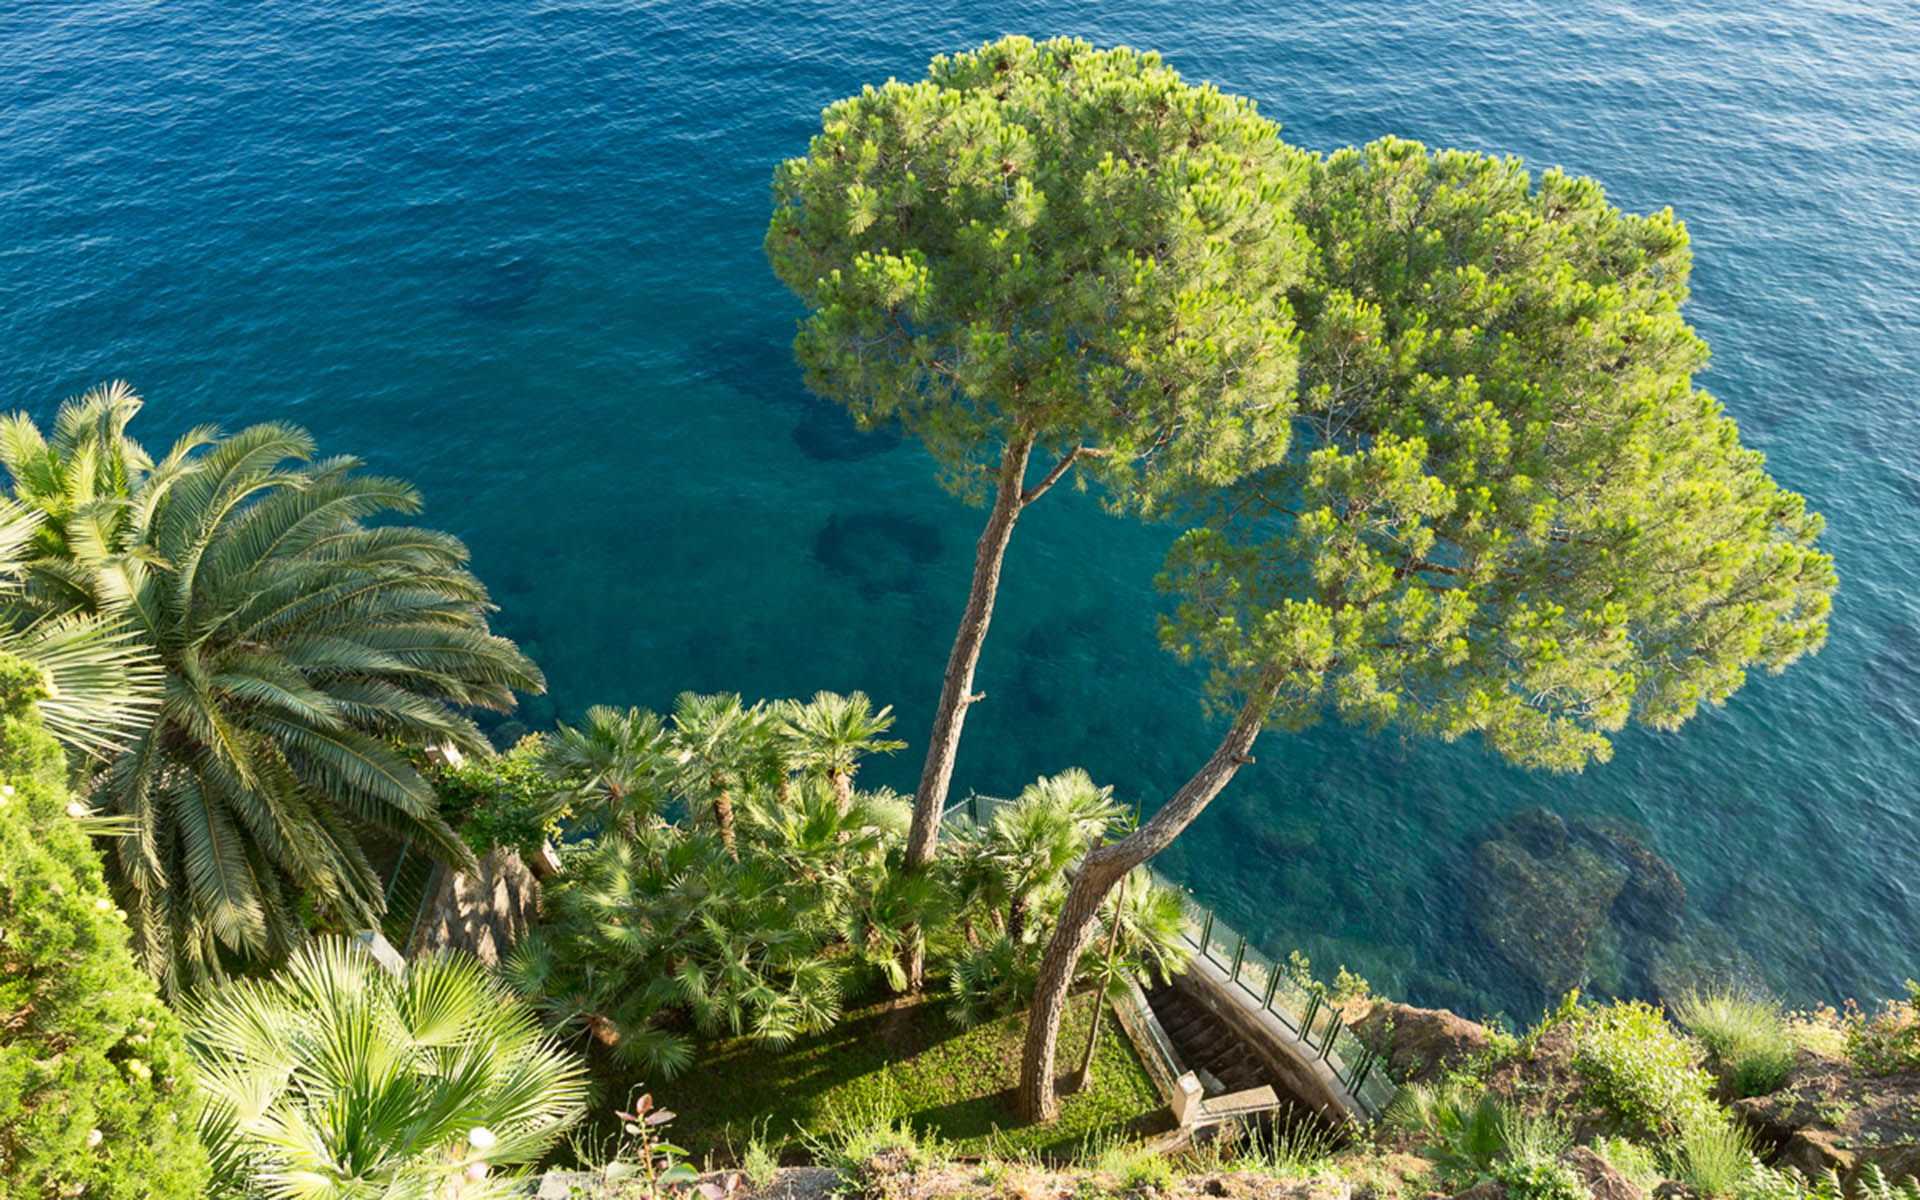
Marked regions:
[3,1,1916,1015]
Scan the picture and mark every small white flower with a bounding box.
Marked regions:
[66,800,90,819]
[95,898,113,912]
[87,1129,104,1149]
[2,784,15,797]
[465,1162,490,1182]
[467,1126,497,1153]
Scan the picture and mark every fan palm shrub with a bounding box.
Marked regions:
[504,821,848,1078]
[778,690,905,811]
[543,704,674,832]
[187,937,587,1200]
[0,383,542,990]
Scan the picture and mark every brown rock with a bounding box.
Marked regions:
[1730,1054,1920,1188]
[1467,834,1630,998]
[1565,1147,1644,1200]
[1350,1000,1492,1085]
[1448,1182,1506,1200]
[407,845,540,965]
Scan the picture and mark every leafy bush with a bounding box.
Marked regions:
[1672,1118,1756,1198]
[1570,1000,1720,1136]
[1491,1155,1587,1200]
[187,937,587,1198]
[0,677,210,1198]
[1844,981,1920,1076]
[431,733,567,856]
[1593,1136,1665,1194]
[1674,987,1796,1097]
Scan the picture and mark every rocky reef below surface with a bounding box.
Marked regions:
[1464,807,1763,1011]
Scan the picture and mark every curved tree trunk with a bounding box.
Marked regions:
[904,435,1037,871]
[1016,677,1279,1123]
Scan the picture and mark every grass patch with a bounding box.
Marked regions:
[1673,987,1795,1098]
[660,989,1164,1162]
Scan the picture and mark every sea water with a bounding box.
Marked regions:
[3,0,1915,1014]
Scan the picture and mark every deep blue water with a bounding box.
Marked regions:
[4,0,1916,1016]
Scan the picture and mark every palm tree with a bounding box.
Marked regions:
[0,384,542,991]
[186,937,587,1200]
[972,769,1120,943]
[0,498,161,758]
[779,690,906,811]
[667,691,769,859]
[543,704,673,832]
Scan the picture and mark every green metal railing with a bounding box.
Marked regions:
[944,794,1399,1118]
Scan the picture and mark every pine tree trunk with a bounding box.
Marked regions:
[1016,679,1278,1123]
[899,435,1037,992]
[904,435,1035,871]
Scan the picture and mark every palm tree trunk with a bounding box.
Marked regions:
[1007,894,1028,945]
[711,774,738,860]
[832,771,854,814]
[1016,676,1278,1123]
[904,434,1036,871]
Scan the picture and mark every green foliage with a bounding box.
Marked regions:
[1161,136,1833,769]
[1389,1079,1515,1186]
[1570,1000,1720,1136]
[564,1089,703,1200]
[669,991,1156,1162]
[1674,986,1796,1097]
[1285,949,1372,1005]
[1742,1164,1920,1200]
[1490,1156,1588,1200]
[0,383,542,991]
[433,734,566,856]
[0,693,210,1198]
[740,1121,780,1189]
[1391,1076,1578,1198]
[1593,1136,1665,1195]
[0,487,162,759]
[187,937,587,1200]
[1672,1118,1757,1199]
[1844,981,1920,1076]
[940,774,1189,1026]
[768,35,1308,510]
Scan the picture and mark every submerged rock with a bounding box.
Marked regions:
[1468,827,1630,999]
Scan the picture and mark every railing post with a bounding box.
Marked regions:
[1229,935,1247,983]
[1261,967,1280,1011]
[1299,992,1320,1047]
[1348,1049,1375,1093]
[1198,908,1214,957]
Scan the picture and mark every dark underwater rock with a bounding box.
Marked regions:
[812,511,941,598]
[1469,831,1630,998]
[456,251,550,317]
[791,400,901,461]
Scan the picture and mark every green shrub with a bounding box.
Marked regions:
[0,684,210,1199]
[1671,1118,1756,1198]
[430,733,566,856]
[1843,981,1920,1077]
[1490,1156,1587,1200]
[1592,1136,1665,1194]
[1570,1000,1719,1136]
[1389,1079,1513,1186]
[1674,987,1796,1097]
[188,938,587,1198]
